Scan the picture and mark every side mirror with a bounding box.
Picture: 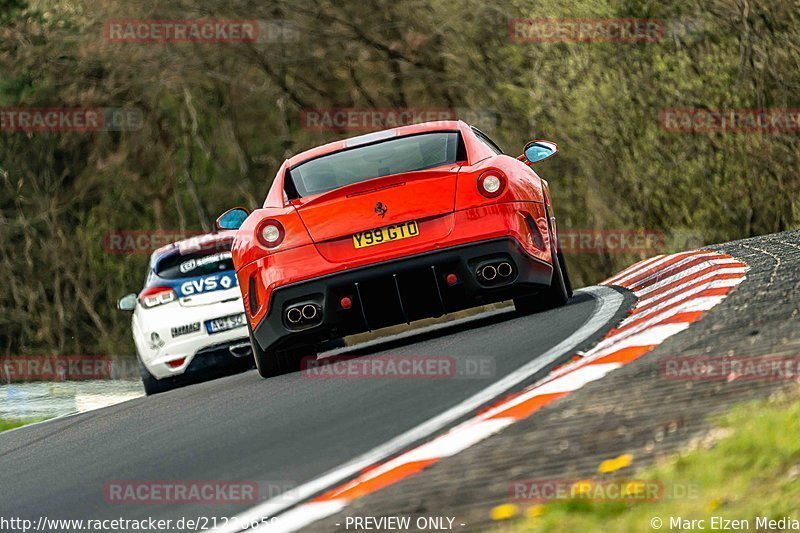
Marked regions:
[522,140,558,165]
[216,207,250,230]
[118,293,137,311]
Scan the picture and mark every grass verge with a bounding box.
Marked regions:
[495,389,800,532]
[0,418,48,432]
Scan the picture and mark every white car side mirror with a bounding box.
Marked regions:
[117,293,137,311]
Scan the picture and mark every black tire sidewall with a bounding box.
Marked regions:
[137,354,172,395]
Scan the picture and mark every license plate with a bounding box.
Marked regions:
[205,313,246,334]
[353,221,419,249]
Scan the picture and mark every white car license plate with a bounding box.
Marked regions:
[206,313,246,334]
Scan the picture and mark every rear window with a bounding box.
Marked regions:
[288,132,462,197]
[155,250,234,280]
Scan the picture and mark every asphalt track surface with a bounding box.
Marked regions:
[0,287,629,528]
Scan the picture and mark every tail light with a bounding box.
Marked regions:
[234,210,313,270]
[166,357,186,369]
[477,170,506,198]
[139,286,176,309]
[256,219,285,248]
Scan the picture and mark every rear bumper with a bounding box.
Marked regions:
[239,200,553,328]
[180,340,253,376]
[252,237,552,353]
[142,335,251,380]
[132,295,250,379]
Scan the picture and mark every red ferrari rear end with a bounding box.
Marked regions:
[217,121,571,377]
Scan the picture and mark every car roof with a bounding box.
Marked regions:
[286,120,464,168]
[150,231,236,265]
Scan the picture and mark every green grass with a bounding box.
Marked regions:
[0,418,47,432]
[496,390,800,532]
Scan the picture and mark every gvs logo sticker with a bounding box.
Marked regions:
[180,274,235,296]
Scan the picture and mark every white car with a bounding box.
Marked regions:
[118,232,253,394]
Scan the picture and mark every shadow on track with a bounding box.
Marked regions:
[324,291,595,359]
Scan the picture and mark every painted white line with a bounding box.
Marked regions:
[530,362,622,395]
[603,254,665,285]
[608,252,699,286]
[304,360,621,515]
[635,265,747,299]
[632,275,744,318]
[595,296,725,350]
[398,418,514,463]
[234,251,747,533]
[622,252,719,288]
[521,260,729,389]
[343,417,515,487]
[581,322,691,363]
[473,363,621,421]
[631,282,733,320]
[631,258,740,294]
[212,286,626,533]
[247,364,623,533]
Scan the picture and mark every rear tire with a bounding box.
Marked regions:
[558,250,574,298]
[514,249,570,315]
[249,326,314,378]
[138,357,176,396]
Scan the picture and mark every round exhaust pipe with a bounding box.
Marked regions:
[301,304,318,320]
[481,265,497,281]
[287,307,303,324]
[497,262,513,278]
[228,342,252,358]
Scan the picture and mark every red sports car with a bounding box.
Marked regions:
[217,121,572,377]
